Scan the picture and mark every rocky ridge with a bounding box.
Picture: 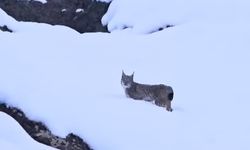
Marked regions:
[0,0,110,33]
[0,102,92,150]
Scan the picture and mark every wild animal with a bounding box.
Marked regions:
[121,71,174,112]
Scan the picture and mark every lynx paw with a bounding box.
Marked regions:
[166,108,173,112]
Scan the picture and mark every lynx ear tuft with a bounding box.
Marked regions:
[132,72,135,77]
[122,70,125,75]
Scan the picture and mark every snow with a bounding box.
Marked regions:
[76,8,84,13]
[0,9,78,33]
[96,0,112,2]
[1,0,250,149]
[102,0,250,33]
[61,9,67,12]
[32,0,47,4]
[19,0,48,4]
[0,112,56,150]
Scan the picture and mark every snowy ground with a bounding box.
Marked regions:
[1,0,250,150]
[0,112,57,150]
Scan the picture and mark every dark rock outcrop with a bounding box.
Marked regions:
[0,0,110,33]
[0,25,13,32]
[0,102,92,150]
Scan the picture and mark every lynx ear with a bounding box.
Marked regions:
[132,72,134,77]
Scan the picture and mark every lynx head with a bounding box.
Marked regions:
[121,71,134,89]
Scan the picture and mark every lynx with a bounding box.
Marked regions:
[121,71,174,112]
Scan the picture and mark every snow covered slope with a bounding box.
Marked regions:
[102,0,250,33]
[0,0,250,149]
[0,112,56,150]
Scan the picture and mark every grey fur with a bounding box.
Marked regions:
[121,71,174,112]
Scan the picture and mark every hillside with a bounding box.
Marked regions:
[1,0,250,150]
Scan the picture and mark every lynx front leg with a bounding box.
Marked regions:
[154,99,161,106]
[154,99,165,107]
[166,100,173,112]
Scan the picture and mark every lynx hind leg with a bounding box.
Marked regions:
[166,100,173,112]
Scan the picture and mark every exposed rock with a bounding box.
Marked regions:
[158,25,174,31]
[0,102,92,150]
[0,0,110,33]
[0,25,13,32]
[149,24,174,34]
